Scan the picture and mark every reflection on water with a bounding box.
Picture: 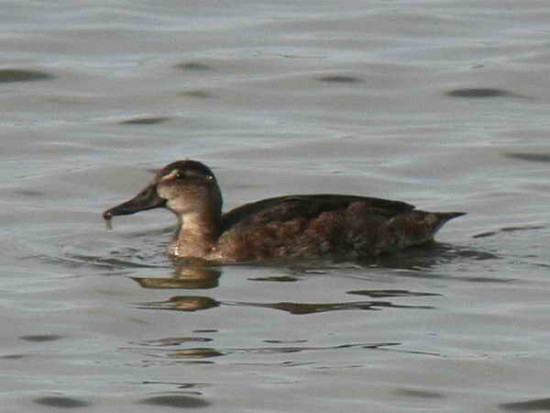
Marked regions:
[137,292,435,314]
[131,261,440,314]
[132,266,221,290]
[237,299,434,314]
[133,338,402,363]
[140,296,220,312]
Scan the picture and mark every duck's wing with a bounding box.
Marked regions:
[220,194,415,232]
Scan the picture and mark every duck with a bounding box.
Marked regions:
[103,160,464,263]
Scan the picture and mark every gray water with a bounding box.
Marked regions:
[1,1,550,412]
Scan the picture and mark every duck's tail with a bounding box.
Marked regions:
[438,211,466,220]
[383,210,465,251]
[426,212,466,237]
[434,212,466,231]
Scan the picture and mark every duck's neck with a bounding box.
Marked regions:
[170,212,221,258]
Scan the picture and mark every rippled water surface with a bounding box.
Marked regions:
[2,1,550,412]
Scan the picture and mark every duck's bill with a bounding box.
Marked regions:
[102,184,166,222]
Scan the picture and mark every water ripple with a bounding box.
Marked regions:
[34,396,92,408]
[0,69,55,83]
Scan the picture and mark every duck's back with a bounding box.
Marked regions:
[217,195,463,262]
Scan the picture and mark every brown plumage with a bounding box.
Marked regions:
[103,160,464,263]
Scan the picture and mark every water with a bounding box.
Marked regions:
[2,1,550,412]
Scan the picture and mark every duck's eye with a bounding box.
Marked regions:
[175,170,186,179]
[205,175,214,181]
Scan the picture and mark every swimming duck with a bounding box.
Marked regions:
[103,160,464,263]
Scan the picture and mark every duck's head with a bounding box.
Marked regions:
[103,160,223,223]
